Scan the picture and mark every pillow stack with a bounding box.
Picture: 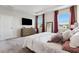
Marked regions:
[62,27,79,52]
[62,29,72,41]
[69,32,79,48]
[69,27,79,48]
[62,27,79,41]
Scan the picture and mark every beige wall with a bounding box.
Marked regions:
[77,5,79,25]
[45,8,71,32]
[45,12,54,32]
[45,6,78,32]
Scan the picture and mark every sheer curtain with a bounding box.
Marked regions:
[38,15,42,33]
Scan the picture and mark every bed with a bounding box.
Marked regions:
[22,32,69,53]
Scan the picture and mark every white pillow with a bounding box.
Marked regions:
[62,29,72,41]
[69,32,79,48]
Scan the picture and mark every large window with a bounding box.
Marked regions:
[38,15,42,33]
[58,12,70,32]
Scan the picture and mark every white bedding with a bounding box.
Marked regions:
[23,32,69,53]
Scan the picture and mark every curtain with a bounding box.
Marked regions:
[70,6,75,30]
[35,16,39,33]
[42,14,45,32]
[54,10,58,33]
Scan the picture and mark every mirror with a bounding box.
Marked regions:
[46,22,53,32]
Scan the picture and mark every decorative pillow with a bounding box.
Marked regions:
[71,27,79,36]
[62,29,72,41]
[63,41,79,53]
[48,33,63,43]
[69,32,79,48]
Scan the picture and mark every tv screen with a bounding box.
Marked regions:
[22,18,32,25]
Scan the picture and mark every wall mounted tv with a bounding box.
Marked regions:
[22,18,32,25]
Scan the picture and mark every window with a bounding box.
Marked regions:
[38,15,42,33]
[58,12,70,32]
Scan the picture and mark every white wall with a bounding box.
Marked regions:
[0,6,34,40]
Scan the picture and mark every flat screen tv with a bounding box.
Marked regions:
[22,18,32,25]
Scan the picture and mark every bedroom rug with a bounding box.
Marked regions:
[0,38,33,53]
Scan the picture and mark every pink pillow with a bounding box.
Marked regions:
[63,41,79,53]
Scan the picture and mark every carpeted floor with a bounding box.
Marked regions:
[0,38,33,53]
